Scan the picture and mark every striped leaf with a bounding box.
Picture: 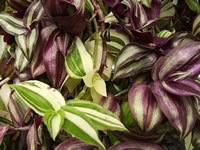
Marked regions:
[113,44,157,79]
[15,27,39,60]
[62,106,105,150]
[0,35,11,62]
[66,100,127,132]
[26,121,38,150]
[110,141,164,150]
[0,13,27,35]
[160,0,176,17]
[23,0,45,29]
[153,42,200,81]
[192,15,200,36]
[151,81,197,139]
[44,109,65,140]
[0,124,9,145]
[8,91,23,127]
[65,36,94,79]
[42,27,68,89]
[185,0,200,14]
[55,137,98,150]
[9,80,66,116]
[14,47,29,72]
[128,84,164,132]
[141,0,152,8]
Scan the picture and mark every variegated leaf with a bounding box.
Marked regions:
[55,137,98,150]
[0,13,27,35]
[0,124,9,145]
[8,91,23,127]
[128,84,164,132]
[185,0,200,14]
[23,0,45,29]
[14,47,29,72]
[151,81,197,139]
[15,27,39,60]
[44,109,65,140]
[9,80,66,116]
[66,100,127,132]
[26,121,38,150]
[113,44,157,79]
[62,106,106,150]
[193,15,200,36]
[65,36,94,80]
[0,35,11,62]
[160,0,176,17]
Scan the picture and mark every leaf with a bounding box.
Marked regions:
[154,42,200,81]
[109,141,164,150]
[62,106,105,150]
[42,26,68,88]
[44,109,65,140]
[8,91,23,127]
[151,81,197,139]
[0,13,27,35]
[128,84,164,132]
[23,0,45,29]
[9,80,66,116]
[92,73,107,97]
[185,0,200,14]
[0,124,9,145]
[26,121,38,150]
[6,0,30,11]
[15,27,39,60]
[14,47,29,72]
[161,78,200,97]
[54,137,98,150]
[66,100,128,132]
[65,36,94,80]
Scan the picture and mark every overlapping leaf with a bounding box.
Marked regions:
[6,0,30,11]
[66,100,127,131]
[9,80,66,116]
[26,121,38,150]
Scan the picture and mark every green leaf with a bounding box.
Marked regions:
[92,73,107,96]
[62,106,105,150]
[9,80,66,116]
[66,100,128,132]
[44,109,65,140]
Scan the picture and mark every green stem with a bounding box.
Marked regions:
[75,85,88,99]
[115,89,129,97]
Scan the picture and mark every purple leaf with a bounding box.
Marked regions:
[128,84,164,132]
[154,42,200,80]
[144,0,161,20]
[151,81,197,139]
[30,35,46,78]
[8,91,23,127]
[161,78,200,97]
[100,93,122,117]
[23,0,45,29]
[0,124,9,145]
[6,0,30,11]
[130,0,148,30]
[103,0,120,7]
[54,137,98,150]
[26,121,38,150]
[41,25,68,88]
[109,141,164,150]
[40,0,87,35]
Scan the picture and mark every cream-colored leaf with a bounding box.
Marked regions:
[92,73,107,97]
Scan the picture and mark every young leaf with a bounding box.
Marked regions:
[9,80,66,116]
[44,109,65,141]
[62,106,106,150]
[66,100,128,132]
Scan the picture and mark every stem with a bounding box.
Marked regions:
[75,85,87,99]
[0,72,15,86]
[115,89,129,97]
[91,0,107,75]
[97,0,108,16]
[13,126,31,131]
